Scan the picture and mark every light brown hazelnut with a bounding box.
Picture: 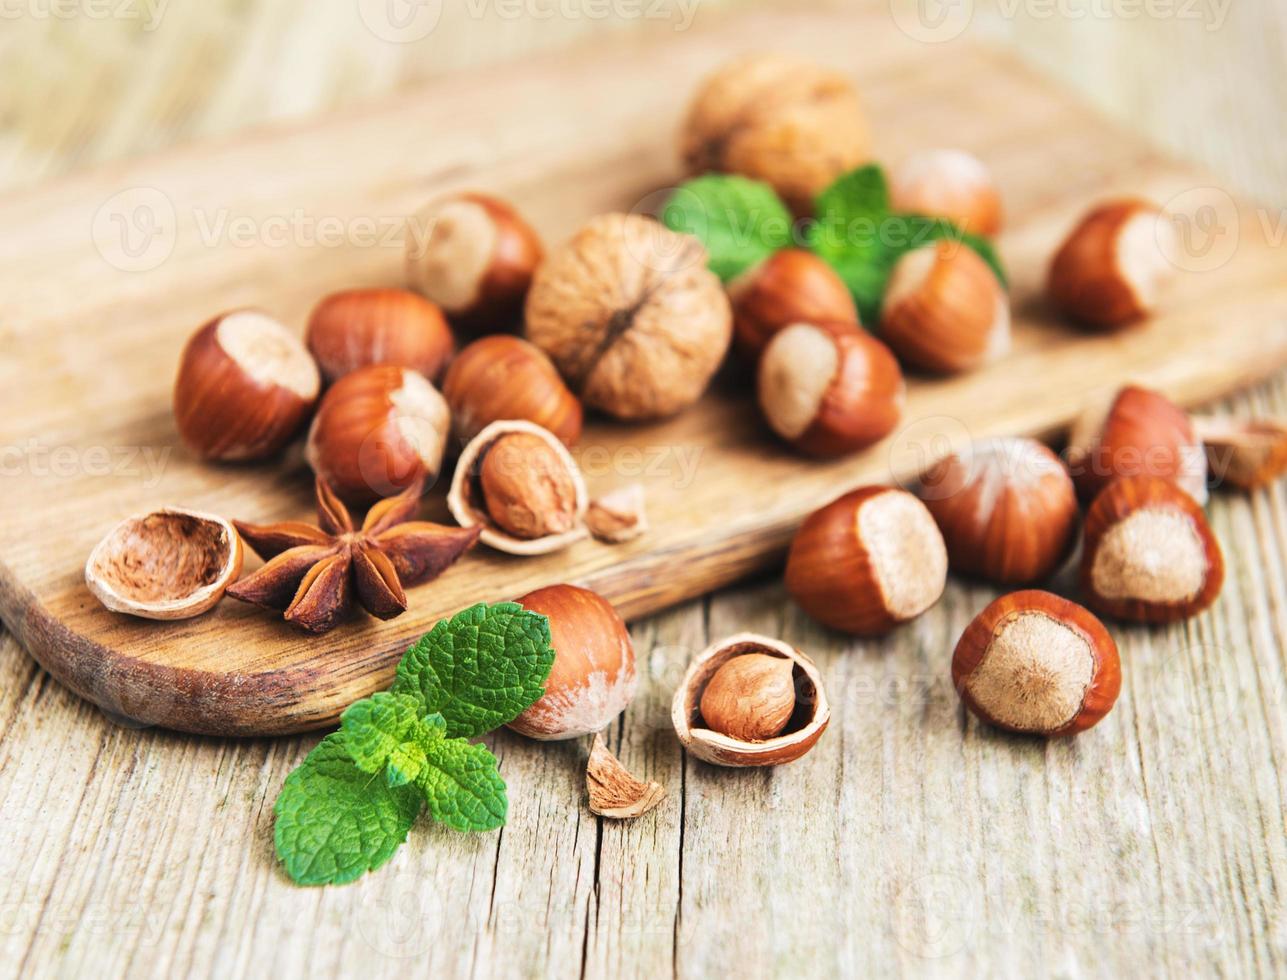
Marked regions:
[698,652,796,742]
[447,420,589,555]
[173,310,320,461]
[880,241,1010,374]
[525,213,732,420]
[727,249,858,358]
[305,364,450,503]
[889,149,1003,236]
[680,53,870,213]
[305,287,454,384]
[441,335,582,446]
[405,192,543,330]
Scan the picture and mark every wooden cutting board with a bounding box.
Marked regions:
[1,5,1283,737]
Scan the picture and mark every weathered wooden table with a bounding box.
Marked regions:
[2,2,1285,976]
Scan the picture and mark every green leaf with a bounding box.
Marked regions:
[391,602,555,740]
[273,732,422,887]
[341,691,507,833]
[661,175,795,281]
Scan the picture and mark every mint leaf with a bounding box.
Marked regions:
[341,692,507,833]
[812,164,891,237]
[391,602,554,740]
[273,732,422,887]
[661,175,795,281]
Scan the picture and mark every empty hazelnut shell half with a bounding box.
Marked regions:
[447,419,589,555]
[672,633,830,767]
[85,509,243,620]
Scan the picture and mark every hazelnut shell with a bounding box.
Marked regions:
[1079,475,1224,624]
[672,633,829,767]
[447,420,589,555]
[305,288,454,383]
[727,249,858,358]
[952,590,1121,736]
[888,149,1003,237]
[1194,416,1287,491]
[85,509,243,620]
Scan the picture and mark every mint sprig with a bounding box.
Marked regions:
[663,163,1007,327]
[273,602,555,886]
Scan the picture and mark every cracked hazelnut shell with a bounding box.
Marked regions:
[1047,199,1176,330]
[880,241,1010,374]
[786,486,948,635]
[889,149,1002,237]
[1065,384,1207,504]
[509,584,637,741]
[1080,475,1224,624]
[758,320,904,457]
[447,420,589,555]
[305,287,454,384]
[85,509,243,620]
[727,249,858,358]
[1193,416,1287,491]
[952,590,1121,736]
[173,310,320,461]
[681,53,870,213]
[441,335,582,446]
[525,213,732,420]
[406,192,543,330]
[672,633,829,767]
[305,364,450,504]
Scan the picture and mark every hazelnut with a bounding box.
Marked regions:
[405,192,543,330]
[441,335,582,446]
[699,652,795,742]
[786,486,948,635]
[305,364,450,503]
[1047,199,1176,329]
[727,249,858,358]
[508,584,637,740]
[952,590,1121,737]
[680,53,870,213]
[1193,416,1287,491]
[1065,384,1207,504]
[1080,476,1224,624]
[757,320,904,457]
[85,509,243,620]
[672,633,829,767]
[447,420,589,555]
[880,241,1010,374]
[917,437,1079,585]
[305,287,454,384]
[525,213,732,420]
[173,310,320,461]
[888,149,1003,237]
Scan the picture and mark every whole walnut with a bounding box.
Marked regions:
[525,213,732,420]
[681,53,871,214]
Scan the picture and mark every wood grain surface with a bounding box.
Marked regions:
[1,3,1285,738]
[2,1,1286,977]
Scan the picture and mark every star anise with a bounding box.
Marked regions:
[226,478,480,634]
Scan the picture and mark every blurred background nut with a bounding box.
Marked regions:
[888,149,1003,237]
[441,335,582,446]
[305,364,450,503]
[525,213,732,420]
[173,310,320,461]
[406,191,543,332]
[305,288,454,384]
[680,52,870,213]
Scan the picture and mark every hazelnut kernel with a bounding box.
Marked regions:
[478,432,578,540]
[699,653,796,742]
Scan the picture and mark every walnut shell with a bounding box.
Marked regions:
[681,53,871,213]
[525,213,732,420]
[447,420,589,555]
[672,633,830,767]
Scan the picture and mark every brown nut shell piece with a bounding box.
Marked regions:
[1079,475,1224,624]
[587,734,665,819]
[447,420,589,555]
[525,213,732,421]
[85,509,244,620]
[952,590,1121,737]
[672,633,829,767]
[1194,416,1287,491]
